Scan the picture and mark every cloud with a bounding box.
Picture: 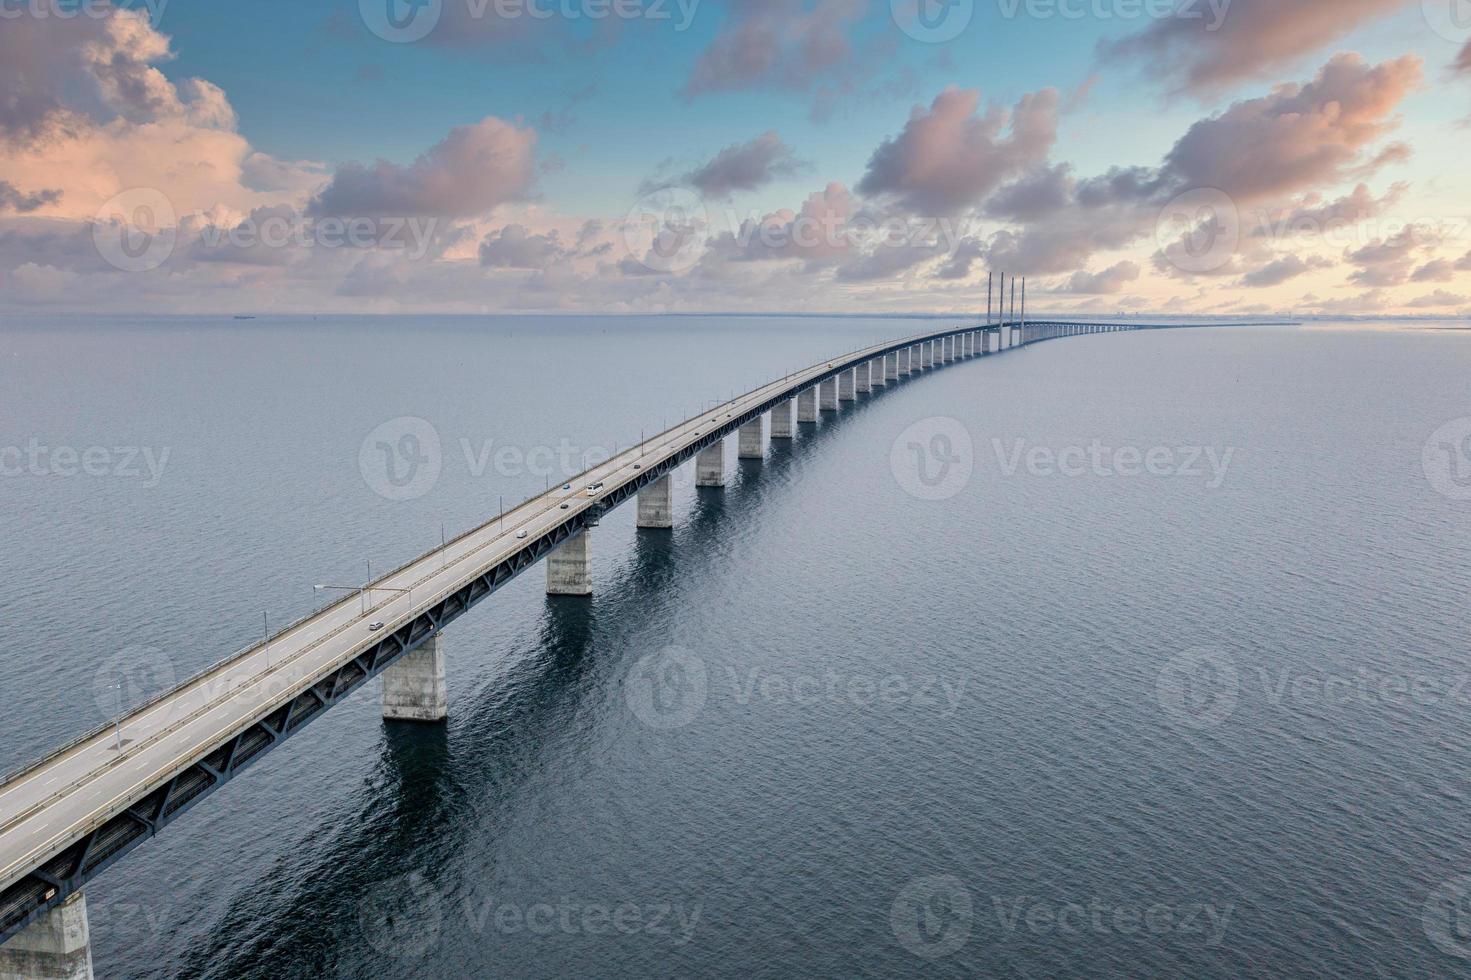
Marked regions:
[309,116,537,219]
[1099,0,1408,96]
[858,86,1059,216]
[0,181,61,214]
[1161,54,1421,203]
[478,224,566,269]
[1412,259,1457,282]
[1458,42,1471,76]
[1239,253,1333,287]
[683,0,865,97]
[5,262,78,304]
[1407,290,1470,308]
[701,182,858,269]
[682,132,805,199]
[1248,183,1407,238]
[1346,225,1432,287]
[1052,260,1142,294]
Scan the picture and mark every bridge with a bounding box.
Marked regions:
[0,316,1276,976]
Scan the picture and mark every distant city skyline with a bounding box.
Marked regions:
[0,0,1468,316]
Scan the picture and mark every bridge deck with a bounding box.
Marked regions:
[0,318,1296,941]
[0,320,1033,938]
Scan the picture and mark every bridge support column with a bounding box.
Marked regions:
[820,377,839,412]
[889,352,902,380]
[382,633,448,722]
[771,400,795,439]
[898,348,910,376]
[922,343,933,369]
[870,358,886,388]
[637,474,673,528]
[838,369,856,402]
[697,439,726,486]
[0,892,93,980]
[797,387,819,423]
[944,337,954,362]
[856,362,872,393]
[547,532,593,596]
[738,418,764,459]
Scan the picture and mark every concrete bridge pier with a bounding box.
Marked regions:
[738,418,765,459]
[697,439,727,486]
[889,352,902,380]
[922,343,933,369]
[637,474,674,528]
[870,357,886,388]
[0,891,93,980]
[382,633,448,721]
[771,399,795,439]
[797,387,819,423]
[856,362,872,393]
[820,377,839,412]
[839,368,857,402]
[547,533,593,595]
[945,337,955,362]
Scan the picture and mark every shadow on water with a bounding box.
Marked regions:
[170,357,968,979]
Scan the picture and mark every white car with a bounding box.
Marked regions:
[368,621,384,632]
[585,482,604,496]
[516,529,528,540]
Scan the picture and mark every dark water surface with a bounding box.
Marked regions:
[3,315,1471,978]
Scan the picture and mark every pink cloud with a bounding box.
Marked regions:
[858,86,1059,216]
[1162,54,1421,203]
[683,0,865,97]
[309,117,537,219]
[1100,0,1410,96]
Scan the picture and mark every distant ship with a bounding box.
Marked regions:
[232,315,256,320]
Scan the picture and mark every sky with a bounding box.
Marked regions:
[0,0,1468,316]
